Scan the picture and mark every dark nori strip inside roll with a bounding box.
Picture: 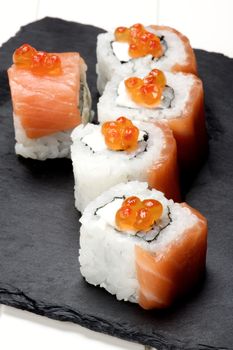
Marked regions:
[81,130,149,158]
[136,207,172,242]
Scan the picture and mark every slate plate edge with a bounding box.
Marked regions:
[0,283,228,350]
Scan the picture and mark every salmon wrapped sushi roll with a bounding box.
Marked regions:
[98,68,207,171]
[79,181,207,309]
[71,117,180,212]
[8,44,92,160]
[97,23,197,94]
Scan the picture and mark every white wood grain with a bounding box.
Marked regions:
[0,0,39,45]
[0,306,144,350]
[1,0,232,57]
[37,0,159,30]
[157,0,233,57]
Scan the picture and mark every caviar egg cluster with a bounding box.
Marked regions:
[13,44,62,76]
[116,196,163,232]
[114,23,163,59]
[101,117,139,151]
[125,69,166,108]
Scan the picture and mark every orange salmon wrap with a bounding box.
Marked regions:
[151,25,197,75]
[8,53,83,138]
[135,203,207,309]
[148,121,180,202]
[166,74,207,171]
[8,46,91,160]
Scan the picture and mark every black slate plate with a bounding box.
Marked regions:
[0,17,233,350]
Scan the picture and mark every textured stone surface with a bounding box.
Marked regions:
[0,17,233,350]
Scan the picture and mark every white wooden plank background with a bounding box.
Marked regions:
[0,1,232,350]
[0,306,143,350]
[158,0,233,57]
[0,0,232,56]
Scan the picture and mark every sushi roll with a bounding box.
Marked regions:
[8,44,92,160]
[71,117,180,212]
[98,68,207,170]
[97,23,197,94]
[79,181,207,309]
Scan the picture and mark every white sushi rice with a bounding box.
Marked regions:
[96,27,187,94]
[13,114,72,160]
[71,121,164,212]
[97,70,194,123]
[79,181,198,303]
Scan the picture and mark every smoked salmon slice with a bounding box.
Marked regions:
[135,203,207,309]
[8,52,83,138]
[148,121,180,202]
[167,74,207,171]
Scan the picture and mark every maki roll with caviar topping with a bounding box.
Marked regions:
[8,44,92,160]
[79,181,207,309]
[96,23,197,94]
[98,68,207,170]
[71,117,180,212]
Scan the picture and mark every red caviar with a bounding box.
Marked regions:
[116,196,163,232]
[143,68,166,88]
[125,69,166,108]
[13,44,37,67]
[114,26,130,42]
[13,44,62,76]
[101,117,139,151]
[114,24,163,59]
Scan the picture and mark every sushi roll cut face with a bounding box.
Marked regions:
[98,68,207,170]
[79,181,207,309]
[8,44,92,160]
[71,117,180,212]
[96,24,197,94]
